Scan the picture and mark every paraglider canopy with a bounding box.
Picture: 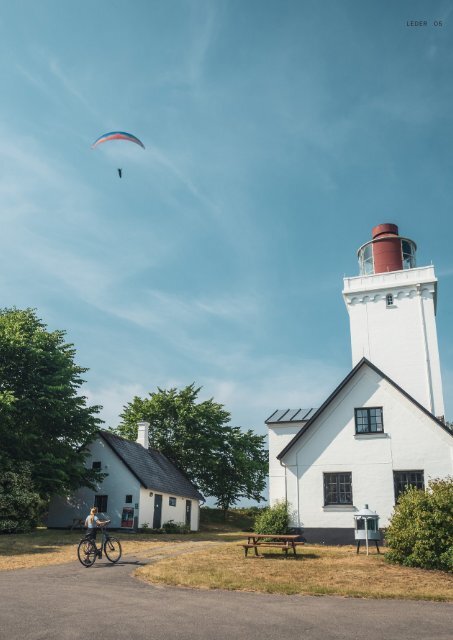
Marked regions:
[91,131,145,149]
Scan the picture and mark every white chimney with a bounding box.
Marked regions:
[136,422,149,449]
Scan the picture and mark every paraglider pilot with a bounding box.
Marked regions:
[117,168,122,178]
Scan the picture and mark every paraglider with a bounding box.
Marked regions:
[91,131,145,177]
[91,131,145,150]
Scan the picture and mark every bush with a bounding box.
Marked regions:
[254,501,289,535]
[385,477,453,572]
[0,466,44,533]
[161,520,190,534]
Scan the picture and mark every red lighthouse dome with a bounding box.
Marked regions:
[357,224,417,275]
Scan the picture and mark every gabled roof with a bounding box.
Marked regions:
[277,357,452,460]
[266,408,318,424]
[99,431,204,501]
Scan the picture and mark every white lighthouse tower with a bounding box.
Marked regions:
[343,223,445,420]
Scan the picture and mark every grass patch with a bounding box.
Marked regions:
[0,528,236,571]
[136,542,453,601]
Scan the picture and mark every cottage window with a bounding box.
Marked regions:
[92,461,102,470]
[169,497,177,506]
[94,495,108,513]
[323,473,353,505]
[125,495,133,504]
[393,470,424,502]
[355,408,383,434]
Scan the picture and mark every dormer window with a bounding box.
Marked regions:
[386,294,394,307]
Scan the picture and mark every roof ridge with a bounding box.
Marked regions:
[99,430,204,501]
[276,358,452,459]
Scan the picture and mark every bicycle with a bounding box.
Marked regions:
[77,521,122,567]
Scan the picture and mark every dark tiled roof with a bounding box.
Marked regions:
[265,408,318,424]
[277,357,452,460]
[100,431,204,501]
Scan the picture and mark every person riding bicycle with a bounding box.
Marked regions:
[84,507,109,553]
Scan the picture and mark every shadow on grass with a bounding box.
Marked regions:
[0,531,81,556]
[253,552,321,560]
[0,545,66,557]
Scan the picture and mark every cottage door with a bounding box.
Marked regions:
[185,500,192,528]
[153,494,163,529]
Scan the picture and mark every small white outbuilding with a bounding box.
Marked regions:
[47,423,204,531]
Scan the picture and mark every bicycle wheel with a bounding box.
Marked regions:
[104,537,122,563]
[77,539,97,567]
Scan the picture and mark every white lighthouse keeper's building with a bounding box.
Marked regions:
[267,224,453,544]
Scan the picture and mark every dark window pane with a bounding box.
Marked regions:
[125,495,133,503]
[355,408,383,434]
[394,471,424,501]
[324,473,352,505]
[94,495,108,513]
[92,461,101,470]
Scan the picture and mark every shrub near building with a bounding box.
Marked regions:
[254,501,290,535]
[385,477,453,572]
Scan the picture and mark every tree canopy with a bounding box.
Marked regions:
[0,308,103,498]
[115,384,268,511]
[0,465,44,533]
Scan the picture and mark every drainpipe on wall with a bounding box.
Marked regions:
[279,459,288,506]
[279,459,301,531]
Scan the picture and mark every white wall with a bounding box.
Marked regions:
[47,437,141,528]
[268,423,304,505]
[139,489,200,531]
[277,366,452,531]
[343,266,445,418]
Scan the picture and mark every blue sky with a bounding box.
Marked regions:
[1,0,453,450]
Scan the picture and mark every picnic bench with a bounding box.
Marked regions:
[240,534,304,558]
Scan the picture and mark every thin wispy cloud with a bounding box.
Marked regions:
[186,0,220,86]
[1,1,452,445]
[15,63,56,101]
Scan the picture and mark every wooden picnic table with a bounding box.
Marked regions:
[241,534,303,558]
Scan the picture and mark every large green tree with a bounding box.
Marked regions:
[115,384,267,510]
[0,465,44,533]
[0,308,103,498]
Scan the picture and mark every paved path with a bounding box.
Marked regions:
[0,550,451,640]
